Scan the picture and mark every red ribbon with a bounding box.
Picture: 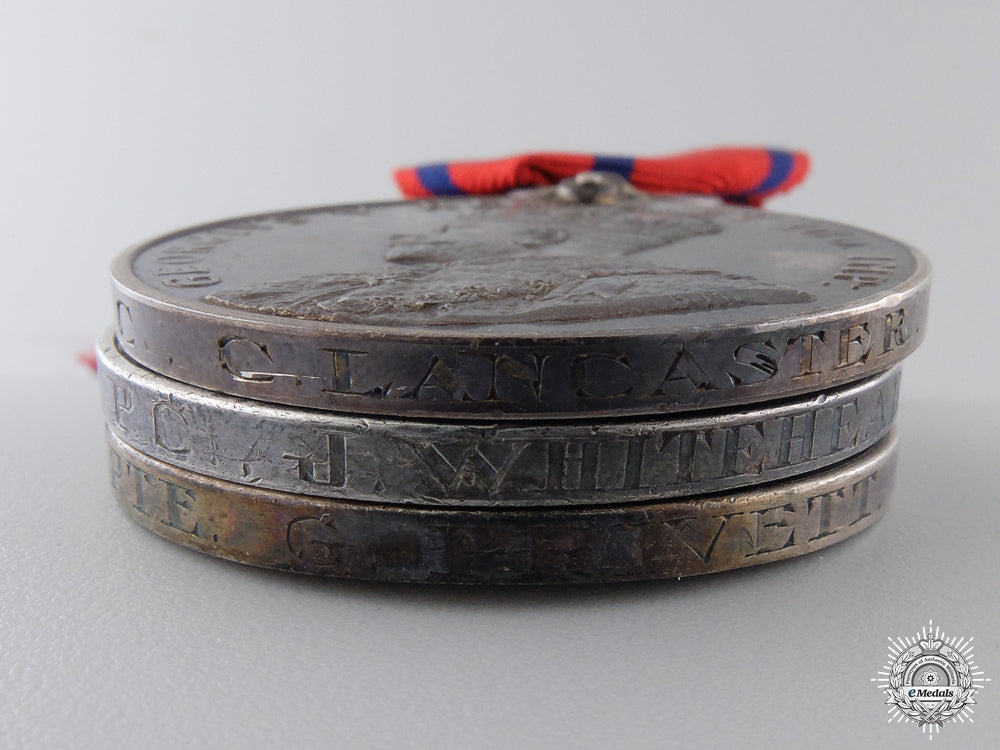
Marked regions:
[395,146,810,207]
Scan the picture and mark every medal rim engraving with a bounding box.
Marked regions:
[110,197,930,419]
[100,329,902,507]
[107,428,898,584]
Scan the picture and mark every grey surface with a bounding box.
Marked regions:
[2,1,998,748]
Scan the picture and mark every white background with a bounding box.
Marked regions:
[1,2,997,748]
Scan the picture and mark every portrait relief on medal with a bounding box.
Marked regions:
[204,204,815,326]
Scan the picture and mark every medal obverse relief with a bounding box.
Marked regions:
[204,204,812,326]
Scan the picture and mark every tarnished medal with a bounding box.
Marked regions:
[108,429,897,584]
[101,330,900,507]
[102,169,928,583]
[111,181,929,419]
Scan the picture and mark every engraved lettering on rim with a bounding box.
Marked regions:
[111,195,930,418]
[107,428,898,584]
[99,330,901,506]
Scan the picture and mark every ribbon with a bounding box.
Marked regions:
[395,146,809,207]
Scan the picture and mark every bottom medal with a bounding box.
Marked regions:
[107,429,897,584]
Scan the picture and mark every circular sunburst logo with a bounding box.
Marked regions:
[873,620,990,739]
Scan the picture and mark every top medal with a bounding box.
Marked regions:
[111,178,930,419]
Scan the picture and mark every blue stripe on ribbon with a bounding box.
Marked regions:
[592,155,635,180]
[752,150,795,195]
[415,164,465,196]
